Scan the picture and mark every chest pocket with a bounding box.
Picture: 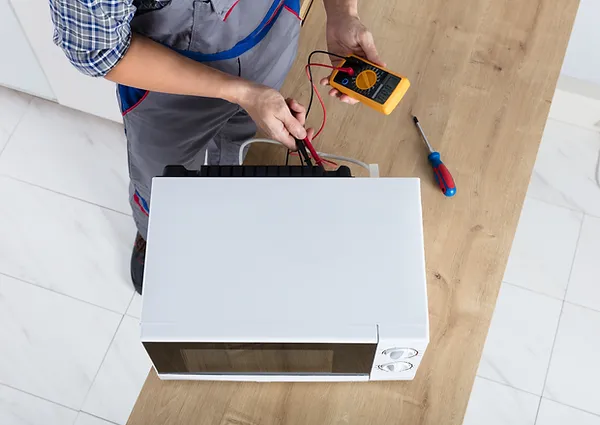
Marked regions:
[208,0,239,19]
[131,1,195,50]
[133,0,172,15]
[190,0,274,54]
[131,0,276,54]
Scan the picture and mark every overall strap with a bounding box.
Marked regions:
[119,0,301,115]
[177,0,299,63]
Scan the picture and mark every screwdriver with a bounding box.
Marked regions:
[412,116,456,197]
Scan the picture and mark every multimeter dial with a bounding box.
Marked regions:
[355,70,378,90]
[333,57,402,105]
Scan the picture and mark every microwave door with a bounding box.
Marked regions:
[144,341,379,376]
[142,323,378,378]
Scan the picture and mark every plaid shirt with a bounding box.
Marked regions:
[50,0,137,77]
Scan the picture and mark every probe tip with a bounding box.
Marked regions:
[412,116,419,124]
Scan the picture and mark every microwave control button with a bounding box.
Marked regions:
[382,348,418,360]
[378,362,413,373]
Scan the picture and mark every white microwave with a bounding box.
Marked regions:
[141,174,429,381]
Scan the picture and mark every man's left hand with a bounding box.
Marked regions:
[320,13,385,104]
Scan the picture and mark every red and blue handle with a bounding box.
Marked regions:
[428,152,456,197]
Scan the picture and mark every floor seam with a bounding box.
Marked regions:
[79,315,125,413]
[0,270,130,317]
[502,281,565,302]
[501,281,600,314]
[476,375,542,398]
[0,95,34,159]
[125,291,136,318]
[526,195,600,220]
[548,116,600,135]
[78,410,121,425]
[0,381,79,413]
[538,396,600,419]
[0,174,132,217]
[562,299,600,315]
[534,217,585,424]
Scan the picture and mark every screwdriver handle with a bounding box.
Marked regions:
[428,152,456,197]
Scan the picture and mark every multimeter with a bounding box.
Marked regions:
[329,55,410,115]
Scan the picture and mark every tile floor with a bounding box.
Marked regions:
[464,89,600,424]
[0,85,148,425]
[0,83,599,424]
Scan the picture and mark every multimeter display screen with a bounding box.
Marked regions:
[333,57,401,105]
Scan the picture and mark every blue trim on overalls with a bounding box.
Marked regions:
[119,0,300,114]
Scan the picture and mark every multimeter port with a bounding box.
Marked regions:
[333,57,401,105]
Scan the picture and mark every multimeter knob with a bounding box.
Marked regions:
[355,70,378,90]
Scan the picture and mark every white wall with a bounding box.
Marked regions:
[10,0,122,122]
[0,0,54,99]
[561,0,600,87]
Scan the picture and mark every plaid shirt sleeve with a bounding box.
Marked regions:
[50,0,137,77]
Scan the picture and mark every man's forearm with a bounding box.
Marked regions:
[105,34,251,105]
[323,0,358,16]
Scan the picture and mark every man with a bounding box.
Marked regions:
[50,0,383,294]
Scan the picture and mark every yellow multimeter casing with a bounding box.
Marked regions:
[329,55,410,115]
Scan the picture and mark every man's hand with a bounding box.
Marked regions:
[320,8,385,104]
[238,84,307,149]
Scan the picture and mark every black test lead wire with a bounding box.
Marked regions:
[285,50,347,165]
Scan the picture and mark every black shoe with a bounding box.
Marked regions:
[130,233,146,295]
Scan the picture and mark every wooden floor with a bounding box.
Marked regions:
[128,0,579,423]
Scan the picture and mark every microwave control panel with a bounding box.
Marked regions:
[376,347,418,373]
[371,344,426,380]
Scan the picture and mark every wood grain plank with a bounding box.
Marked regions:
[128,0,579,423]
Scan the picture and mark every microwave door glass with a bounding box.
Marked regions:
[144,342,378,375]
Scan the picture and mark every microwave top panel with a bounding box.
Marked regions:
[141,177,428,342]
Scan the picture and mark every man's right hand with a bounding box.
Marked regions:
[237,83,307,149]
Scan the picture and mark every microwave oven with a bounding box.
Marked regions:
[140,174,429,381]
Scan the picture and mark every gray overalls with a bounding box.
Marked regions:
[119,0,301,238]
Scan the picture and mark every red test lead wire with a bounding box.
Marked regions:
[305,63,355,76]
[302,62,354,167]
[302,136,324,167]
[289,152,338,167]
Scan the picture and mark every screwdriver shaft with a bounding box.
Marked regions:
[412,116,434,153]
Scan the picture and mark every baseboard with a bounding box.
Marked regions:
[549,76,600,131]
[556,75,600,102]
